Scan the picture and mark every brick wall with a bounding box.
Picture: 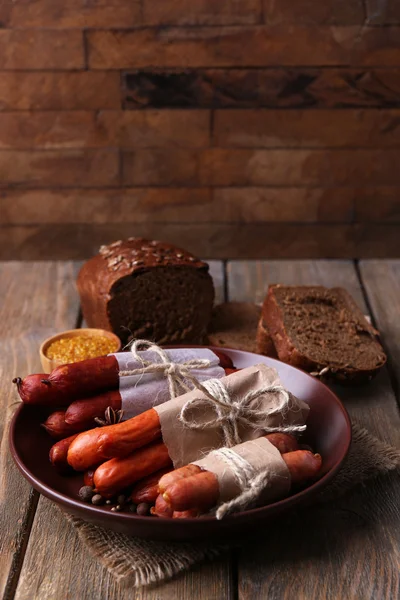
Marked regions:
[0,0,399,259]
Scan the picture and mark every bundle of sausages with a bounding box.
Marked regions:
[152,433,321,519]
[14,347,322,518]
[13,347,234,443]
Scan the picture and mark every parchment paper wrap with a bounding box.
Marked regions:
[113,349,224,419]
[154,364,309,468]
[193,437,291,504]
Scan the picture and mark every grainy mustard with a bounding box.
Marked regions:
[46,335,119,363]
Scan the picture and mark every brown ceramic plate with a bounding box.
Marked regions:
[9,347,351,541]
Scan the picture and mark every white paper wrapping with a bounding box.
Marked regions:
[112,349,225,419]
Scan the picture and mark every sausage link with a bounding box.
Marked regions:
[130,467,172,504]
[84,469,96,487]
[282,450,322,484]
[157,434,297,494]
[65,390,122,426]
[93,441,172,496]
[172,509,200,519]
[265,433,299,454]
[13,355,119,406]
[210,350,234,369]
[163,450,322,513]
[152,494,174,518]
[67,408,161,471]
[43,410,94,440]
[49,434,80,473]
[158,464,202,494]
[163,471,219,512]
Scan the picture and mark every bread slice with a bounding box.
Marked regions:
[208,302,276,356]
[262,285,386,384]
[256,317,277,357]
[77,238,214,345]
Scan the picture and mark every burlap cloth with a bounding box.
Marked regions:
[62,422,400,588]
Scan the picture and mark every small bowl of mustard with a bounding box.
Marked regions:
[40,328,121,373]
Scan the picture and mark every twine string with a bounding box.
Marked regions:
[121,339,305,449]
[119,339,216,400]
[179,377,306,448]
[209,447,273,520]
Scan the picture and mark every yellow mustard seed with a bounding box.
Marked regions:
[46,335,119,363]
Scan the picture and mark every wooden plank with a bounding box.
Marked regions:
[15,498,233,600]
[15,260,233,600]
[0,262,81,599]
[2,223,400,261]
[227,260,400,600]
[359,259,400,400]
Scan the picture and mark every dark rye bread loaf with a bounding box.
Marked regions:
[208,302,276,356]
[263,285,387,384]
[77,238,214,345]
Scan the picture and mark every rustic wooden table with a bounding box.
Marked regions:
[1,260,399,600]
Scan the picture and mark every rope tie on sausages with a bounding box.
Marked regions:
[119,339,217,400]
[208,447,278,520]
[121,340,305,448]
[180,377,306,448]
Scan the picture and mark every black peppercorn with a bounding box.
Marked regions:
[136,502,150,516]
[91,494,104,506]
[79,486,94,502]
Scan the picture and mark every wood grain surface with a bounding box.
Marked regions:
[227,260,400,600]
[359,260,400,402]
[0,262,81,600]
[2,259,399,600]
[11,260,233,600]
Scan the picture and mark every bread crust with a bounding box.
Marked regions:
[262,284,386,384]
[77,238,213,344]
[256,317,277,358]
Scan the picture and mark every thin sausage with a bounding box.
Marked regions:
[211,350,234,370]
[65,390,122,426]
[163,471,219,512]
[84,469,96,487]
[265,433,299,454]
[172,509,200,519]
[13,355,119,406]
[152,494,174,518]
[281,450,322,484]
[14,350,230,407]
[163,450,322,514]
[130,468,172,504]
[158,464,202,494]
[67,408,161,470]
[43,410,94,440]
[49,434,80,473]
[93,440,172,496]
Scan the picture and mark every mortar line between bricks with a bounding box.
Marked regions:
[3,145,400,151]
[0,223,393,229]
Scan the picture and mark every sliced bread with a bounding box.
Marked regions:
[256,317,277,357]
[262,285,386,384]
[208,302,276,356]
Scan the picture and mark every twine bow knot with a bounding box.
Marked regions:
[121,340,305,450]
[179,377,306,448]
